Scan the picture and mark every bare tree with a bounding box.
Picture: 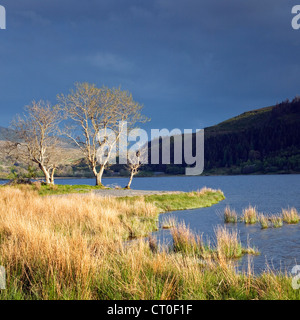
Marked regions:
[58,82,148,186]
[125,146,148,189]
[6,100,62,185]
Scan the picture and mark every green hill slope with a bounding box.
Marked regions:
[147,97,300,175]
[203,97,300,174]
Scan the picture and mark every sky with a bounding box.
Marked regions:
[0,0,300,132]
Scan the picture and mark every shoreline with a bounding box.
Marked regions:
[51,189,183,198]
[1,171,299,182]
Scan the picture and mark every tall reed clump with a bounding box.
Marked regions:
[161,216,177,229]
[215,226,242,259]
[224,206,238,223]
[171,223,259,260]
[215,226,259,259]
[282,208,299,224]
[259,214,283,229]
[259,214,269,229]
[171,222,205,257]
[269,215,283,228]
[242,206,258,224]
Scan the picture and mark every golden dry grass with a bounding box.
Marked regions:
[259,214,269,229]
[0,187,297,300]
[0,186,158,299]
[242,206,258,224]
[269,215,283,228]
[224,206,238,223]
[161,216,177,229]
[215,226,243,259]
[282,207,299,224]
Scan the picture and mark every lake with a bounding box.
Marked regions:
[2,174,300,273]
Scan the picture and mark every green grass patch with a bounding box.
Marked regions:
[0,183,108,196]
[37,184,107,196]
[119,190,225,213]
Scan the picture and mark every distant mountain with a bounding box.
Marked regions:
[205,101,299,136]
[146,97,300,175]
[0,126,76,148]
[0,126,17,141]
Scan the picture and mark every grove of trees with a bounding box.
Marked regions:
[6,82,148,186]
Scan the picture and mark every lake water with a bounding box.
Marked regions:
[2,175,300,273]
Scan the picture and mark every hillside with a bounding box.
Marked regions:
[0,126,17,141]
[204,97,300,174]
[147,97,300,175]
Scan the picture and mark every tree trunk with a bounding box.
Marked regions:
[50,167,56,185]
[39,164,51,184]
[126,171,134,189]
[95,165,105,186]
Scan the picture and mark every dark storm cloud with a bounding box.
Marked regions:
[0,0,299,129]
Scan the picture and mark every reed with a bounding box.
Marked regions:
[259,214,269,229]
[242,206,258,224]
[215,226,243,259]
[282,208,299,224]
[224,206,238,223]
[161,216,177,229]
[171,222,205,257]
[269,215,283,228]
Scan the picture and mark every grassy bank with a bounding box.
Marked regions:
[120,187,225,213]
[0,186,298,300]
[32,183,107,196]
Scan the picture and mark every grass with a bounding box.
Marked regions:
[282,208,299,224]
[121,187,225,213]
[161,216,177,229]
[0,181,109,196]
[215,226,259,259]
[171,222,206,257]
[259,214,269,229]
[224,206,238,223]
[0,186,298,300]
[235,207,297,229]
[269,215,283,228]
[259,214,283,229]
[242,206,258,224]
[35,183,107,196]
